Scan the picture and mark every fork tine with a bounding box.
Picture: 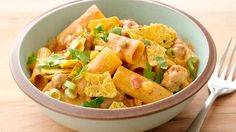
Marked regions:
[221,42,236,79]
[228,63,236,81]
[217,38,232,76]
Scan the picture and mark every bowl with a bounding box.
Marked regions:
[10,0,217,131]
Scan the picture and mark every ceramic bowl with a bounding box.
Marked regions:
[10,0,217,131]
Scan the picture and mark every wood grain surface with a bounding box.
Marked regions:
[1,0,236,131]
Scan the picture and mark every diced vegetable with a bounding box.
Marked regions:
[44,91,50,96]
[49,88,61,100]
[112,27,122,35]
[64,80,76,90]
[187,56,198,79]
[83,96,104,108]
[64,88,77,99]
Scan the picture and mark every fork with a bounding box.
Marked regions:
[187,38,236,132]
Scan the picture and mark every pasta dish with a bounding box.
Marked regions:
[27,5,199,109]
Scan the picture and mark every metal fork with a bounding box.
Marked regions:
[187,38,236,132]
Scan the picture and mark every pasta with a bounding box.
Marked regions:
[87,47,122,74]
[56,5,105,51]
[107,33,145,64]
[30,48,51,90]
[127,52,147,74]
[27,5,199,109]
[113,66,173,103]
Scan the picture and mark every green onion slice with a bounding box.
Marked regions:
[187,56,198,79]
[64,80,76,90]
[49,88,61,100]
[65,88,77,99]
[112,27,122,35]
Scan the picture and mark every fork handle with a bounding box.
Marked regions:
[186,91,220,132]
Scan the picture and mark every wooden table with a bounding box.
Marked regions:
[1,0,236,131]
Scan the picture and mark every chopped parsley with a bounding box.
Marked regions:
[94,23,104,33]
[69,48,90,64]
[156,56,168,69]
[69,48,77,59]
[99,32,109,42]
[83,96,104,108]
[38,54,65,68]
[73,65,87,80]
[144,63,164,84]
[144,63,155,80]
[94,24,109,42]
[112,27,122,35]
[154,68,164,84]
[27,53,36,64]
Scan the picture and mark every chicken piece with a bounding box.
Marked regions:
[120,19,139,30]
[172,38,197,66]
[51,74,68,89]
[173,43,187,59]
[161,65,188,92]
[83,32,94,50]
[123,98,135,107]
[120,19,139,36]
